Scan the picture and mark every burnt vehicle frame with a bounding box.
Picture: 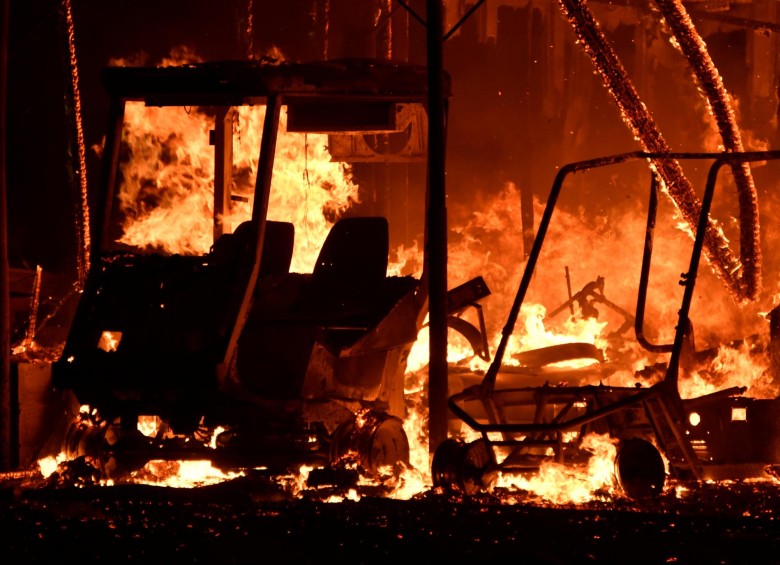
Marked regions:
[50,58,487,482]
[433,150,780,498]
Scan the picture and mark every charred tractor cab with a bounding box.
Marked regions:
[51,59,449,481]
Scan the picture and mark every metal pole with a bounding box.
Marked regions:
[426,0,448,454]
[0,0,11,471]
[213,107,235,240]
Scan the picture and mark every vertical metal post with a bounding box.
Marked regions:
[218,97,281,380]
[0,0,11,471]
[213,107,235,240]
[520,183,534,259]
[97,98,126,253]
[426,0,448,454]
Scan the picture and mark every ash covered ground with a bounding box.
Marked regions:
[2,473,779,564]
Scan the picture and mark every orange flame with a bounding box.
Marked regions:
[45,46,780,503]
[116,103,359,272]
[495,434,620,504]
[129,460,243,488]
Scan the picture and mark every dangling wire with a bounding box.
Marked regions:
[303,134,311,190]
[246,0,255,60]
[323,0,330,59]
[302,133,311,239]
[63,0,90,287]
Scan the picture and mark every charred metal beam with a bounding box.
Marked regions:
[395,0,427,29]
[97,98,125,255]
[557,0,760,304]
[590,0,780,34]
[0,0,10,472]
[635,173,674,354]
[687,7,780,34]
[449,382,659,435]
[665,151,777,390]
[427,0,449,455]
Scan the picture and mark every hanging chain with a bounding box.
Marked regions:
[63,0,90,287]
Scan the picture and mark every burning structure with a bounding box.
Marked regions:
[6,0,780,506]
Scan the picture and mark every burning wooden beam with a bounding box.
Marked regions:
[556,0,761,303]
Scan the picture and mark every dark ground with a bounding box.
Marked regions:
[1,474,780,564]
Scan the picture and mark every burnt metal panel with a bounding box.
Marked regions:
[100,59,451,105]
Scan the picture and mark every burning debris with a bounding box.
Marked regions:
[9,2,780,515]
[434,149,780,503]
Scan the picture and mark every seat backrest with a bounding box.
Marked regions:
[210,220,294,278]
[311,216,389,307]
[257,220,295,278]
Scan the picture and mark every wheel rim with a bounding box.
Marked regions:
[615,437,666,498]
[367,416,410,473]
[432,438,465,491]
[330,412,410,475]
[432,438,493,494]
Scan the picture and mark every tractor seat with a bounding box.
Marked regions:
[297,216,389,323]
[209,220,295,279]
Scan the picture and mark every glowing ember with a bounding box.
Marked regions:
[97,331,122,353]
[276,465,314,497]
[63,0,90,285]
[653,0,761,300]
[38,453,67,479]
[137,415,162,438]
[129,460,243,488]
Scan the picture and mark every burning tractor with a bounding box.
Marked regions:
[49,58,457,485]
[433,150,780,499]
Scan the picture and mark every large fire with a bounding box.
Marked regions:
[31,33,780,506]
[116,102,358,271]
[37,86,780,505]
[108,91,773,502]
